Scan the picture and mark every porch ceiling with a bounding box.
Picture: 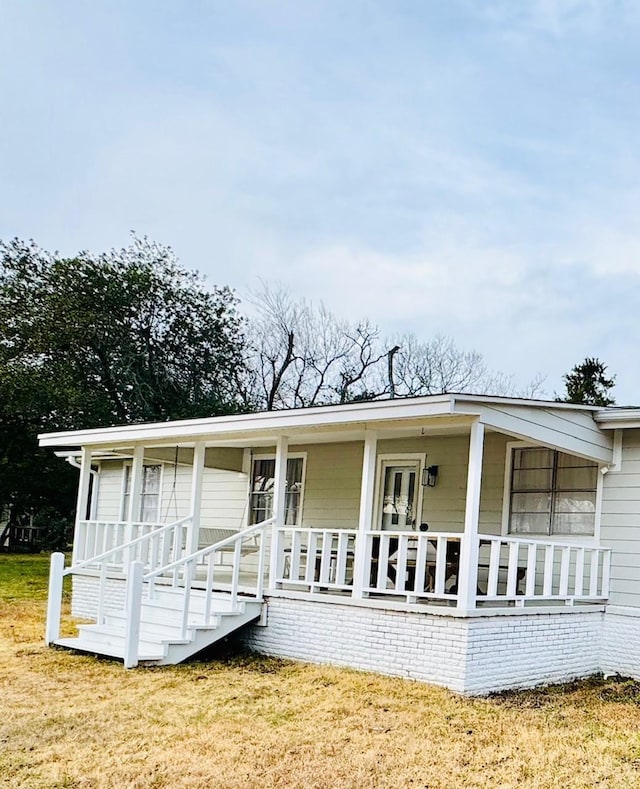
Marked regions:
[38,393,613,464]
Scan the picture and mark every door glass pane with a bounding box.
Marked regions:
[381,465,418,530]
[511,492,552,514]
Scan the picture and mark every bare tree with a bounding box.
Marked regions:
[242,285,547,410]
[243,285,390,409]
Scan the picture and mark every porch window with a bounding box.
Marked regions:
[122,464,161,522]
[249,456,305,525]
[508,448,597,536]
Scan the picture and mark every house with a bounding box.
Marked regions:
[38,393,640,695]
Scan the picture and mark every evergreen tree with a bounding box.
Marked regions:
[558,357,615,406]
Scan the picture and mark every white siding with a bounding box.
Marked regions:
[94,461,125,520]
[94,458,248,530]
[292,441,363,530]
[600,428,640,608]
[287,434,509,534]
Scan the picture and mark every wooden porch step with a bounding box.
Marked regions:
[54,636,166,663]
[54,591,263,667]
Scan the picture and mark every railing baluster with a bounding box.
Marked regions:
[290,531,302,581]
[433,537,446,595]
[574,547,585,596]
[395,535,409,593]
[305,532,318,584]
[559,546,571,598]
[589,549,599,597]
[205,553,214,623]
[525,543,537,597]
[230,540,242,609]
[506,542,519,597]
[543,545,554,597]
[320,532,333,584]
[413,534,428,594]
[256,532,266,599]
[376,535,390,590]
[602,550,611,598]
[335,532,348,586]
[487,539,501,597]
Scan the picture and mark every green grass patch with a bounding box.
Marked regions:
[0,553,53,602]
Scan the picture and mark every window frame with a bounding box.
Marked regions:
[373,453,426,532]
[247,452,307,527]
[120,461,164,523]
[501,441,603,543]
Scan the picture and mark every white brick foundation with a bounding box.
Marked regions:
[601,608,640,679]
[244,597,469,691]
[463,612,603,694]
[70,578,640,694]
[243,597,606,694]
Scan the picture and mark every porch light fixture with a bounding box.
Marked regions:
[422,465,439,487]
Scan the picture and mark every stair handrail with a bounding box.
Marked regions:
[144,517,275,582]
[144,516,275,639]
[64,514,193,576]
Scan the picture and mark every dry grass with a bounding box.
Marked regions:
[2,555,640,788]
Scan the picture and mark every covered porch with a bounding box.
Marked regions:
[50,394,613,619]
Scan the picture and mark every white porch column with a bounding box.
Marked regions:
[457,421,485,612]
[268,435,289,588]
[186,442,206,555]
[126,444,145,541]
[72,446,93,564]
[352,431,377,599]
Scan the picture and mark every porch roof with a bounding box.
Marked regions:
[39,393,614,464]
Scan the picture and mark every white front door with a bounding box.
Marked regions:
[379,462,420,531]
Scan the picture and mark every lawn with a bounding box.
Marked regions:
[2,555,640,788]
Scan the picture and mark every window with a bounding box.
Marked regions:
[508,447,597,536]
[249,456,305,525]
[122,464,162,522]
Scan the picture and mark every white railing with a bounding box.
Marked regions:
[475,535,611,605]
[362,531,462,603]
[70,516,192,576]
[45,515,193,645]
[274,527,358,593]
[271,528,611,608]
[73,518,191,567]
[46,522,613,661]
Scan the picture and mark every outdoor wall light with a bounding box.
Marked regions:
[422,465,439,487]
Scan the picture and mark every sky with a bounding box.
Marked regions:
[2,0,640,402]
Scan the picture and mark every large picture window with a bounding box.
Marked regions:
[508,447,597,536]
[249,456,305,525]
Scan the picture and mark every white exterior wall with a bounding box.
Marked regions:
[600,429,640,609]
[93,458,248,529]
